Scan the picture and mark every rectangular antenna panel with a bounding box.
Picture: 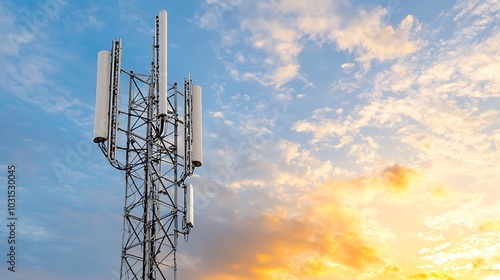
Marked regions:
[192,85,203,167]
[93,50,111,143]
[158,10,168,117]
[187,183,194,228]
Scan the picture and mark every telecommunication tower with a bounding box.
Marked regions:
[92,10,202,280]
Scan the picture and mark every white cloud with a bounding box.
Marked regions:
[196,6,223,29]
[334,11,423,70]
[418,217,500,276]
[210,111,224,118]
[331,78,361,93]
[348,136,380,164]
[278,139,302,165]
[341,62,355,69]
[293,0,500,177]
[197,0,423,88]
[453,0,500,41]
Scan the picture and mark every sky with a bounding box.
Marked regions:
[0,0,499,279]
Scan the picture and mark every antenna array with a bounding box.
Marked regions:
[93,10,202,280]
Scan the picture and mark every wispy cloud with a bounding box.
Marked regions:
[184,0,500,279]
[196,0,422,88]
[1,0,499,279]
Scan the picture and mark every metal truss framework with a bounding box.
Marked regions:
[97,18,196,279]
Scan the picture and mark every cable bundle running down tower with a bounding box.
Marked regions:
[92,10,202,280]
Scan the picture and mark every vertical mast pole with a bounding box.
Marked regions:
[173,82,179,280]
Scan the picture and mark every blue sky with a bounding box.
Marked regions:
[1,0,499,279]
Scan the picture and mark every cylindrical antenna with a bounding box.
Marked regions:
[158,10,168,118]
[186,183,194,228]
[192,84,203,167]
[93,50,111,143]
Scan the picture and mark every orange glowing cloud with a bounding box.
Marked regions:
[478,220,500,232]
[429,184,448,197]
[312,163,420,207]
[190,160,500,279]
[410,272,456,280]
[380,164,418,193]
[193,164,424,280]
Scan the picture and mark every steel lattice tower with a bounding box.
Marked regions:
[93,10,202,280]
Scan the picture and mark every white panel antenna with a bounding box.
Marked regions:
[192,84,203,167]
[158,10,168,118]
[186,183,194,228]
[93,50,111,143]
